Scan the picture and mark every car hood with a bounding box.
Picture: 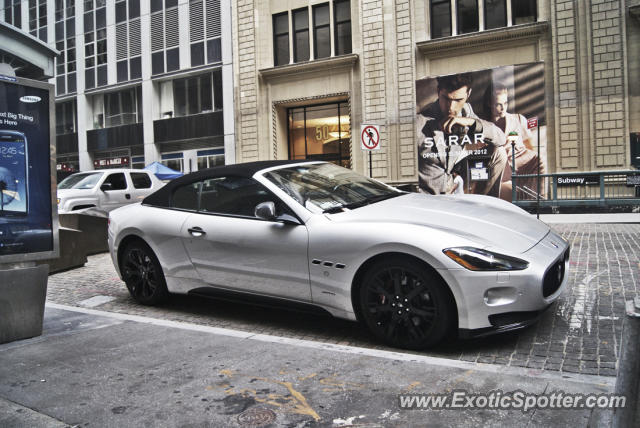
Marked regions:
[57,188,97,199]
[327,193,550,254]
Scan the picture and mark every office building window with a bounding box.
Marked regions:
[151,1,180,75]
[273,1,351,66]
[115,1,141,83]
[273,12,289,66]
[513,0,537,24]
[56,101,77,135]
[430,0,537,39]
[293,8,310,62]
[92,87,141,129]
[84,0,108,89]
[104,87,142,127]
[334,0,351,55]
[161,152,184,172]
[431,0,451,38]
[484,0,506,30]
[197,149,224,170]
[172,71,222,117]
[189,0,222,67]
[131,156,145,169]
[55,0,76,96]
[457,0,478,34]
[3,0,21,28]
[29,0,48,42]
[313,4,330,59]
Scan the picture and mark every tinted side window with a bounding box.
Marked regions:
[172,182,200,210]
[131,172,152,189]
[200,176,273,217]
[104,172,127,190]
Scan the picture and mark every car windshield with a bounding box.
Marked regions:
[58,172,104,189]
[263,163,403,213]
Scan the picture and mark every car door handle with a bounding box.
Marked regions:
[188,227,206,237]
[125,193,131,199]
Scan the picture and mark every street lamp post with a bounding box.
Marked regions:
[507,132,518,203]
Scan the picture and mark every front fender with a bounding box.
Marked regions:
[59,197,99,213]
[307,218,472,320]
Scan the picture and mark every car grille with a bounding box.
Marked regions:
[542,248,569,298]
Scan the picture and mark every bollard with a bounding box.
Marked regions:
[612,297,640,427]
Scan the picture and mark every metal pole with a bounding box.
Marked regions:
[537,124,540,220]
[612,298,640,427]
[369,151,372,178]
[511,141,516,203]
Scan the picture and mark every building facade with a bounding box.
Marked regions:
[232,0,640,188]
[1,0,234,180]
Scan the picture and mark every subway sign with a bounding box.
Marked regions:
[556,175,600,186]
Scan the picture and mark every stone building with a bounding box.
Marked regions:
[231,0,640,187]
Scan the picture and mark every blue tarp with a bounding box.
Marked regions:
[144,162,183,180]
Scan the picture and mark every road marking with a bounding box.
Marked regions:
[46,302,615,387]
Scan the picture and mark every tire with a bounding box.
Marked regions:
[358,257,454,350]
[120,241,169,305]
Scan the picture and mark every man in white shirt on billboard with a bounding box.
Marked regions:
[450,168,464,195]
[483,82,546,198]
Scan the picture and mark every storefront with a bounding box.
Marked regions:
[287,102,351,168]
[93,149,132,170]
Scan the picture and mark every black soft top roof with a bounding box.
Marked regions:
[143,159,315,207]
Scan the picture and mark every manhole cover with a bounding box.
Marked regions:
[237,406,277,427]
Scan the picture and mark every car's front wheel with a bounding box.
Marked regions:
[120,241,169,305]
[358,257,454,349]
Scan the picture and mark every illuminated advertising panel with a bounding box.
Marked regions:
[0,77,58,261]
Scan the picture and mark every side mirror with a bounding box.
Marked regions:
[254,201,277,220]
[100,182,113,192]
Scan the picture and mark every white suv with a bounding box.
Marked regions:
[57,168,164,214]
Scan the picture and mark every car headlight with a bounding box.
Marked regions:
[443,247,529,271]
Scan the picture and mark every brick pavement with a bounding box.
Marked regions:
[46,223,640,377]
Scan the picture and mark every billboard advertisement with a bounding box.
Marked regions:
[0,77,58,261]
[416,62,546,201]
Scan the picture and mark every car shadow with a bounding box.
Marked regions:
[149,292,524,359]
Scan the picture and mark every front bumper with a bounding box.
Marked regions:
[438,229,570,332]
[458,305,552,339]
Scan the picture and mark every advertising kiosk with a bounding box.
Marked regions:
[0,75,59,344]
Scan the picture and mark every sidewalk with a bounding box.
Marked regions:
[538,213,639,223]
[0,305,615,428]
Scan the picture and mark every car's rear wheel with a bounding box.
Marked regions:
[358,257,454,349]
[121,241,168,305]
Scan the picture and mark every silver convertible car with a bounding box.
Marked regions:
[108,161,569,349]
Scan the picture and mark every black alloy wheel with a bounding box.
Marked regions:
[359,258,453,349]
[121,241,169,305]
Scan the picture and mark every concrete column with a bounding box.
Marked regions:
[139,1,159,164]
[77,94,92,170]
[47,0,55,47]
[142,79,160,164]
[106,0,116,85]
[20,0,27,31]
[178,0,190,69]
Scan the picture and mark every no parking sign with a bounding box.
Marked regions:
[361,124,380,150]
